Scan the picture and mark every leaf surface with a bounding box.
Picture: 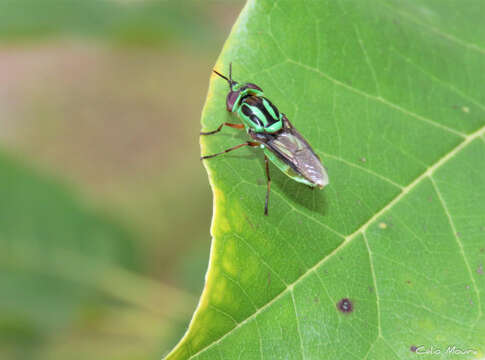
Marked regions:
[167,0,485,358]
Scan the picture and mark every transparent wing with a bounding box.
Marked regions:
[264,116,329,188]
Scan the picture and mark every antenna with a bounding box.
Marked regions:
[213,63,235,90]
[229,62,233,85]
[212,70,230,83]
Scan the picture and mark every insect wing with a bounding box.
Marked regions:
[265,119,329,188]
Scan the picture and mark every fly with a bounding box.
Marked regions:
[201,63,329,215]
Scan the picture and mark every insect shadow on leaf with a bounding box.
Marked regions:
[276,174,329,216]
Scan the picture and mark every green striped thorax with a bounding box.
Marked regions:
[236,94,283,133]
[214,69,283,134]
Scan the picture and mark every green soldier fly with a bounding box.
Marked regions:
[201,64,329,215]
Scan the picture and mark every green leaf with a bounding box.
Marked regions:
[167,0,485,358]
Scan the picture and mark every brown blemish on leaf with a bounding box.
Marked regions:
[410,345,417,352]
[379,222,387,229]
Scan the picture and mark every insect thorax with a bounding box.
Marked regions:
[237,95,283,133]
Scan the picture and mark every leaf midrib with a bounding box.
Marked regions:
[189,123,485,360]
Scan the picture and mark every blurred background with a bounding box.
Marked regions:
[0,0,244,359]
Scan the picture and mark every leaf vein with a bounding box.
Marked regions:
[354,25,381,96]
[288,59,467,138]
[363,232,382,337]
[430,176,482,319]
[378,1,485,55]
[209,305,238,326]
[290,289,305,360]
[188,123,485,360]
[234,233,288,286]
[390,47,485,111]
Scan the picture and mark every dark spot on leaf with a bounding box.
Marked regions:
[480,248,485,253]
[410,345,417,352]
[470,300,474,305]
[337,298,353,314]
[477,264,483,275]
[368,286,374,293]
[257,179,264,186]
[314,296,319,303]
[406,280,411,285]
[267,272,271,287]
[360,157,367,163]
[324,270,329,274]
[452,105,459,109]
[428,196,433,202]
[456,232,461,238]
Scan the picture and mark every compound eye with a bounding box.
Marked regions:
[245,83,263,92]
[226,91,240,112]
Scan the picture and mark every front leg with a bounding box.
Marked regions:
[200,122,244,135]
[200,141,259,160]
[264,154,271,216]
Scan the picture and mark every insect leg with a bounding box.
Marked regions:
[200,141,259,160]
[264,154,271,216]
[200,122,244,135]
